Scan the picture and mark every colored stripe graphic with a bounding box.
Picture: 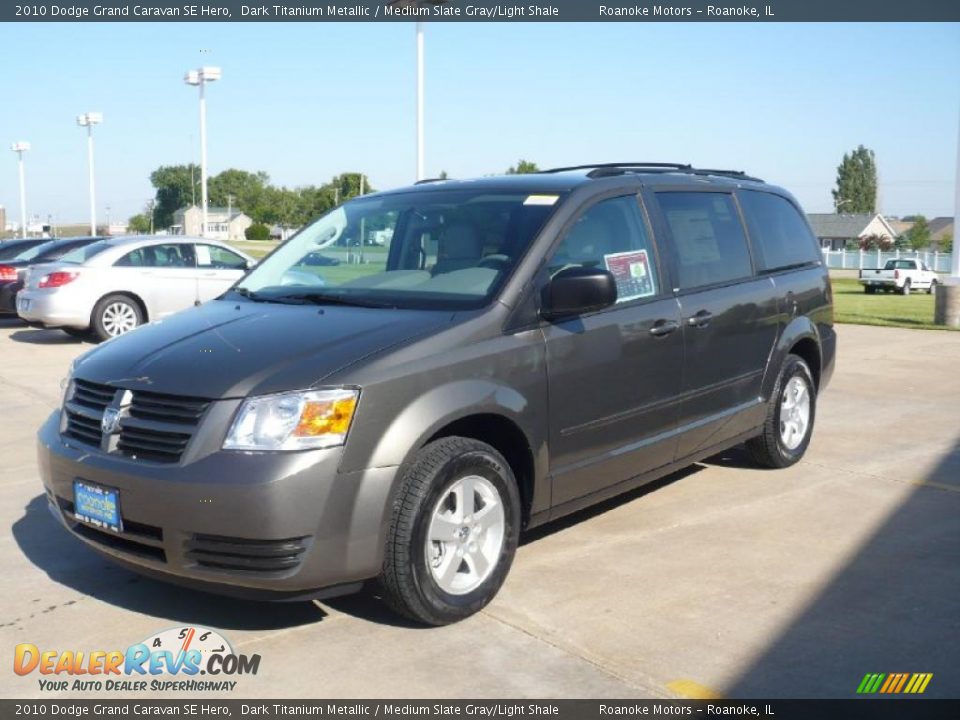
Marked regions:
[857,672,932,694]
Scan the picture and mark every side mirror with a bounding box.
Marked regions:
[541,266,617,320]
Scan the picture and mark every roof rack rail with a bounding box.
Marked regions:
[540,162,691,174]
[539,163,764,183]
[414,177,450,184]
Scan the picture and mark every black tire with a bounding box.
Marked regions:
[901,279,911,296]
[746,354,817,469]
[91,294,143,341]
[379,436,521,626]
[928,280,937,295]
[864,285,875,294]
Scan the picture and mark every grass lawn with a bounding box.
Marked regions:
[831,277,954,331]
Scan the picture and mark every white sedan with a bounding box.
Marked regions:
[17,236,255,340]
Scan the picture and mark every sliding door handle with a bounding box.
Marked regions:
[649,319,680,337]
[686,310,713,328]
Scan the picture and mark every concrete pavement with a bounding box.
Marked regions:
[1,319,957,699]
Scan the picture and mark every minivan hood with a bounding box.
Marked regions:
[74,299,455,399]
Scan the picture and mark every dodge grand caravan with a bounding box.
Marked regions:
[38,163,835,625]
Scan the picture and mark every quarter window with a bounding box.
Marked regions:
[548,195,659,303]
[656,192,752,290]
[739,191,820,272]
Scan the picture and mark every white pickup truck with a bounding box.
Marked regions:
[858,259,939,295]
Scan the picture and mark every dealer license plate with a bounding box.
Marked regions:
[73,480,123,534]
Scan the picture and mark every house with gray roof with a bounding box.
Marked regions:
[928,217,954,250]
[806,213,900,250]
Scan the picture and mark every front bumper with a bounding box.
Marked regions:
[37,411,399,599]
[17,288,90,328]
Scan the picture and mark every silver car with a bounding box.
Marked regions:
[17,236,255,340]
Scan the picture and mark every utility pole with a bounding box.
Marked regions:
[11,142,30,238]
[416,22,425,181]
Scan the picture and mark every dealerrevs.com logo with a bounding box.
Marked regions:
[14,626,261,693]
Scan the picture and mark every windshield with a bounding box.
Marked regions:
[235,189,563,310]
[60,240,113,264]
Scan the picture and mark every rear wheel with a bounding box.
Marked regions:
[864,285,875,294]
[746,354,817,469]
[92,294,143,341]
[379,436,521,626]
[901,279,912,296]
[928,279,937,295]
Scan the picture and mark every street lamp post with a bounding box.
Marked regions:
[76,112,103,236]
[10,142,30,238]
[416,22,424,181]
[184,66,221,238]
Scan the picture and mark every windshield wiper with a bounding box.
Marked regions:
[268,292,398,309]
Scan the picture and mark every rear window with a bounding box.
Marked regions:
[656,192,753,290]
[739,191,820,272]
[59,241,113,264]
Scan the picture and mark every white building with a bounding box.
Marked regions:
[170,205,252,241]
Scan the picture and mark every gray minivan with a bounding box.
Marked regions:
[38,163,835,625]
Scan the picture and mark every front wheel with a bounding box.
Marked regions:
[379,436,521,626]
[746,354,817,469]
[92,294,143,341]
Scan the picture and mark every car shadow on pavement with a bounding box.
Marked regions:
[722,437,960,698]
[8,328,85,345]
[13,494,328,631]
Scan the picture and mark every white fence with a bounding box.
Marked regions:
[822,248,954,273]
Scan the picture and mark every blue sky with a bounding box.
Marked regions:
[0,22,958,225]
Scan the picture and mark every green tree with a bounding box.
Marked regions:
[506,159,539,174]
[208,169,269,214]
[149,164,201,228]
[438,170,449,179]
[832,145,877,214]
[941,232,953,254]
[127,213,151,234]
[905,216,931,251]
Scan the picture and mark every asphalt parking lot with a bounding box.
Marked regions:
[1,319,957,699]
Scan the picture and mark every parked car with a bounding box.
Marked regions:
[0,236,103,315]
[301,251,341,267]
[858,259,938,295]
[0,238,48,261]
[17,236,253,340]
[38,164,835,625]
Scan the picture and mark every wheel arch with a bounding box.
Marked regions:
[763,317,823,399]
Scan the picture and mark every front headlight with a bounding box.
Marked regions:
[223,388,359,451]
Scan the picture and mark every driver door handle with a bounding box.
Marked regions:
[686,310,713,328]
[649,319,680,337]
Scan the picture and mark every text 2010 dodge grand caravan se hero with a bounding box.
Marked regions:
[38,163,835,625]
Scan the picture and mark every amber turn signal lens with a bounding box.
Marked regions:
[293,395,358,437]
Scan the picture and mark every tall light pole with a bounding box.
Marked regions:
[953,102,960,279]
[10,142,30,238]
[76,112,103,236]
[184,66,221,238]
[416,22,425,181]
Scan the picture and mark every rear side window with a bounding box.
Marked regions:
[59,241,112,264]
[739,191,820,272]
[656,192,752,290]
[549,195,659,302]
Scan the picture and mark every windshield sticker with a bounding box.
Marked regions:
[604,249,656,302]
[523,194,559,206]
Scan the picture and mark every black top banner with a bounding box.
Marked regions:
[4,0,960,22]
